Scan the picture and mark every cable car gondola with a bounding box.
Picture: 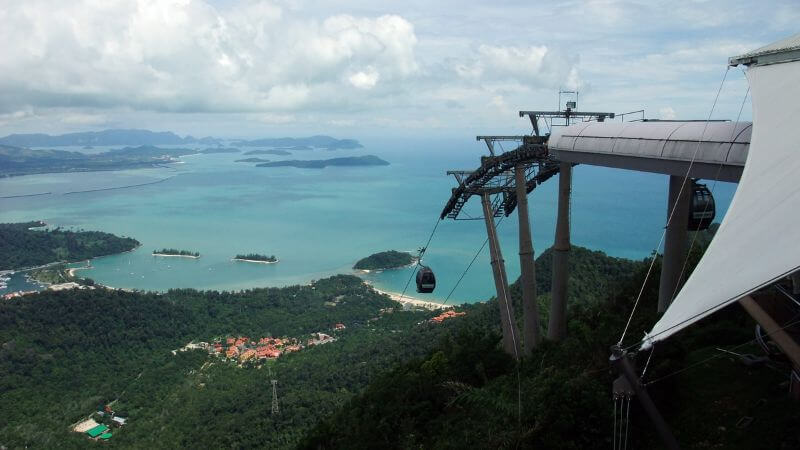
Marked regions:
[688,180,715,231]
[416,266,436,293]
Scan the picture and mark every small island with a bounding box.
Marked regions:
[198,147,240,154]
[354,250,415,271]
[235,157,270,163]
[153,248,200,258]
[233,253,278,264]
[243,149,292,156]
[256,155,389,169]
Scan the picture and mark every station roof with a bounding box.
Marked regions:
[548,120,751,182]
[729,32,800,67]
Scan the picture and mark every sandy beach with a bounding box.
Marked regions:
[366,283,451,310]
[152,253,200,259]
[232,258,279,264]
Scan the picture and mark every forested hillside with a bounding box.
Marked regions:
[0,222,139,270]
[0,275,451,448]
[3,239,795,449]
[302,237,800,449]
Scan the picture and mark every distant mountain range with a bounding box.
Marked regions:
[0,129,362,150]
[0,129,217,147]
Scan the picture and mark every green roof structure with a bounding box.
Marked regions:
[86,424,109,438]
[100,432,113,440]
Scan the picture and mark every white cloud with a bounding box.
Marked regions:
[453,44,579,90]
[256,113,296,124]
[0,1,419,114]
[348,67,380,89]
[60,113,108,125]
[0,0,794,136]
[659,107,677,120]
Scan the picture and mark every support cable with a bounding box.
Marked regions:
[668,85,751,303]
[441,218,504,305]
[618,67,731,346]
[613,396,618,450]
[621,395,631,450]
[491,213,522,427]
[398,217,441,302]
[611,395,622,450]
[641,345,655,380]
[644,317,800,386]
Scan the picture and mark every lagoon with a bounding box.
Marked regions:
[0,138,737,302]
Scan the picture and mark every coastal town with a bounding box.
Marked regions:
[173,324,347,366]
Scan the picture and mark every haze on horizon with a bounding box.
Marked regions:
[0,0,796,139]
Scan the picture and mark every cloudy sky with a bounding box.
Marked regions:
[0,0,797,138]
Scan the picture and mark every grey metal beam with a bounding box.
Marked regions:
[482,192,522,359]
[519,110,616,119]
[550,149,743,182]
[476,135,526,140]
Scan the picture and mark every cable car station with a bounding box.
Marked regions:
[439,98,751,358]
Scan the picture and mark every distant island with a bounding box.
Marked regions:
[0,130,365,176]
[233,136,362,150]
[0,221,140,270]
[198,147,240,154]
[276,146,313,151]
[235,158,270,163]
[0,144,196,177]
[233,253,278,264]
[243,149,292,156]
[257,155,389,169]
[354,250,415,271]
[153,248,200,258]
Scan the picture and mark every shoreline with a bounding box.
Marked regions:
[232,258,279,264]
[67,266,92,278]
[366,283,450,310]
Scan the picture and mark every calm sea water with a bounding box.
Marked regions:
[0,138,737,303]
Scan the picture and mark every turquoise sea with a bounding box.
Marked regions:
[0,138,737,303]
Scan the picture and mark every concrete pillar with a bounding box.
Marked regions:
[482,192,522,359]
[548,162,572,341]
[515,164,541,354]
[658,175,691,313]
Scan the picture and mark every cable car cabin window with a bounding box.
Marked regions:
[416,266,436,293]
[688,181,716,231]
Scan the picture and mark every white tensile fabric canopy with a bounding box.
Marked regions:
[644,52,800,346]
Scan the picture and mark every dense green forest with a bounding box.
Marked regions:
[2,238,797,448]
[153,248,200,257]
[0,275,448,447]
[304,237,800,449]
[0,222,139,270]
[353,250,415,270]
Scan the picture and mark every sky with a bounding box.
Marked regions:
[0,0,797,139]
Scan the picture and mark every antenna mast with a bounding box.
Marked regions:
[271,379,279,415]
